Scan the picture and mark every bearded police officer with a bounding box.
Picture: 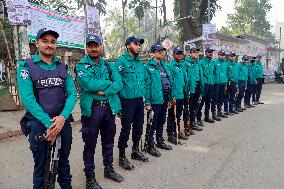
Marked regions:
[167,46,188,144]
[116,36,149,171]
[75,34,124,189]
[17,28,77,189]
[144,43,173,157]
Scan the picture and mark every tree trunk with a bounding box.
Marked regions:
[162,0,167,26]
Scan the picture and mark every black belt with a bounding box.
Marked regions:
[93,100,109,107]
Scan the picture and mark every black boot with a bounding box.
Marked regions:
[204,117,215,123]
[212,113,222,121]
[119,149,134,170]
[156,138,172,150]
[86,176,103,189]
[168,134,181,145]
[236,107,243,112]
[197,120,205,127]
[131,144,149,162]
[191,122,203,131]
[230,109,239,114]
[147,145,161,157]
[225,111,233,116]
[104,164,124,183]
[217,111,228,118]
[190,130,195,135]
[178,131,189,140]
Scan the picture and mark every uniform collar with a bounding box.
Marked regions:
[148,58,165,67]
[33,53,60,65]
[170,59,182,66]
[80,54,104,66]
[123,51,140,61]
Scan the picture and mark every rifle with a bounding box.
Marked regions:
[143,109,154,153]
[183,93,191,136]
[35,133,62,189]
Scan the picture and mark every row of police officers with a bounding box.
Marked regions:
[17,29,264,189]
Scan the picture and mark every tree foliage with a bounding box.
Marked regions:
[173,0,220,42]
[220,0,275,41]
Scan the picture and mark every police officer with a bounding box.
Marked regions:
[183,47,204,131]
[211,50,228,120]
[224,52,240,115]
[116,36,149,171]
[253,54,264,105]
[167,46,188,144]
[17,28,77,189]
[75,34,124,189]
[144,43,173,157]
[244,56,256,108]
[198,47,215,123]
[236,55,249,112]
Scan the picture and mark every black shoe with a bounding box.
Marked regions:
[236,107,243,112]
[119,150,134,170]
[204,117,215,123]
[257,101,264,104]
[191,122,203,131]
[104,165,124,183]
[225,111,233,116]
[147,145,161,157]
[156,138,173,150]
[131,145,149,162]
[212,114,222,121]
[190,130,195,135]
[197,120,205,127]
[178,131,189,140]
[217,112,228,118]
[242,107,246,111]
[86,176,103,189]
[168,134,181,145]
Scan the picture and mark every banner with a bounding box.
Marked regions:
[6,0,30,25]
[87,5,101,35]
[202,24,217,44]
[27,4,85,49]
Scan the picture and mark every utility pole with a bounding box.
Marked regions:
[207,0,210,24]
[122,0,127,40]
[155,0,158,43]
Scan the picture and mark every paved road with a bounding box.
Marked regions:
[1,84,284,189]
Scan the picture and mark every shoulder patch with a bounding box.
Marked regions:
[85,64,92,69]
[118,66,124,72]
[20,70,29,79]
[77,71,84,77]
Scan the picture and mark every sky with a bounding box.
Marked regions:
[101,0,284,36]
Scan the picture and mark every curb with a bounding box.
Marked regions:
[0,119,81,142]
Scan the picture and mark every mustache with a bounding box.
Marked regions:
[91,51,98,53]
[45,47,54,51]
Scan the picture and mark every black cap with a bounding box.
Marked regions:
[229,52,236,57]
[189,47,200,53]
[86,34,102,45]
[218,50,226,55]
[151,43,166,52]
[256,54,262,58]
[173,46,184,53]
[36,28,59,40]
[205,47,215,52]
[242,55,249,60]
[125,36,144,45]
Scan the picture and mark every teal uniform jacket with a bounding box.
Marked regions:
[253,61,264,79]
[246,62,256,84]
[75,55,123,116]
[183,56,204,94]
[144,58,173,106]
[17,54,78,128]
[227,60,240,83]
[214,58,228,84]
[169,59,186,100]
[115,51,146,99]
[199,56,215,85]
[238,62,249,84]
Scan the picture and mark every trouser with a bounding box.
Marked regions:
[189,81,201,123]
[118,97,144,149]
[197,84,213,119]
[167,98,184,135]
[224,81,238,112]
[27,118,72,189]
[82,103,116,178]
[255,78,263,102]
[146,94,169,146]
[244,83,255,105]
[211,83,226,113]
[237,80,246,107]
